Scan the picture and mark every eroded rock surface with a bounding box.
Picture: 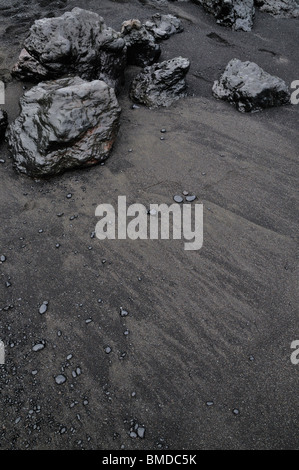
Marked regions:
[130,57,190,108]
[144,13,184,40]
[255,0,299,17]
[192,0,255,31]
[6,77,121,177]
[121,19,161,67]
[12,8,127,90]
[212,58,290,112]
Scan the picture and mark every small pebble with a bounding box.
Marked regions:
[186,195,197,202]
[173,195,183,203]
[120,307,129,317]
[32,343,45,352]
[55,374,66,385]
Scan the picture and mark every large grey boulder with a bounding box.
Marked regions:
[12,8,127,91]
[144,13,184,40]
[255,0,299,17]
[212,58,290,112]
[6,77,121,177]
[130,57,190,108]
[192,0,255,31]
[121,19,161,67]
[0,109,8,140]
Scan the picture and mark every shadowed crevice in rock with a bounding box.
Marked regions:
[0,109,8,140]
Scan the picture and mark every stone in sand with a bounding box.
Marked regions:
[130,57,190,108]
[212,58,290,112]
[6,77,121,177]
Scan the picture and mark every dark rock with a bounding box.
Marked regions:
[0,109,8,140]
[192,0,255,31]
[144,13,184,40]
[130,57,190,108]
[6,76,121,177]
[255,0,299,17]
[12,49,52,82]
[121,19,161,67]
[12,8,127,91]
[212,58,290,112]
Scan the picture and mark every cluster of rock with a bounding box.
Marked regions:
[7,8,188,176]
[212,58,291,112]
[5,5,294,177]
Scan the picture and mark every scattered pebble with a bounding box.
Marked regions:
[104,346,112,354]
[32,343,45,352]
[39,301,48,315]
[173,195,183,203]
[232,408,240,415]
[55,374,67,385]
[120,307,129,317]
[186,195,197,202]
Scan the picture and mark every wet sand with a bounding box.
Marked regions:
[0,0,298,450]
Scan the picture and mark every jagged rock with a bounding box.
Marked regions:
[0,109,8,140]
[12,49,52,81]
[6,77,121,177]
[12,8,127,91]
[121,19,161,67]
[192,0,255,31]
[255,0,299,17]
[130,57,190,108]
[144,13,184,40]
[212,58,290,112]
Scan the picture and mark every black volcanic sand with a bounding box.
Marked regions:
[0,0,298,450]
